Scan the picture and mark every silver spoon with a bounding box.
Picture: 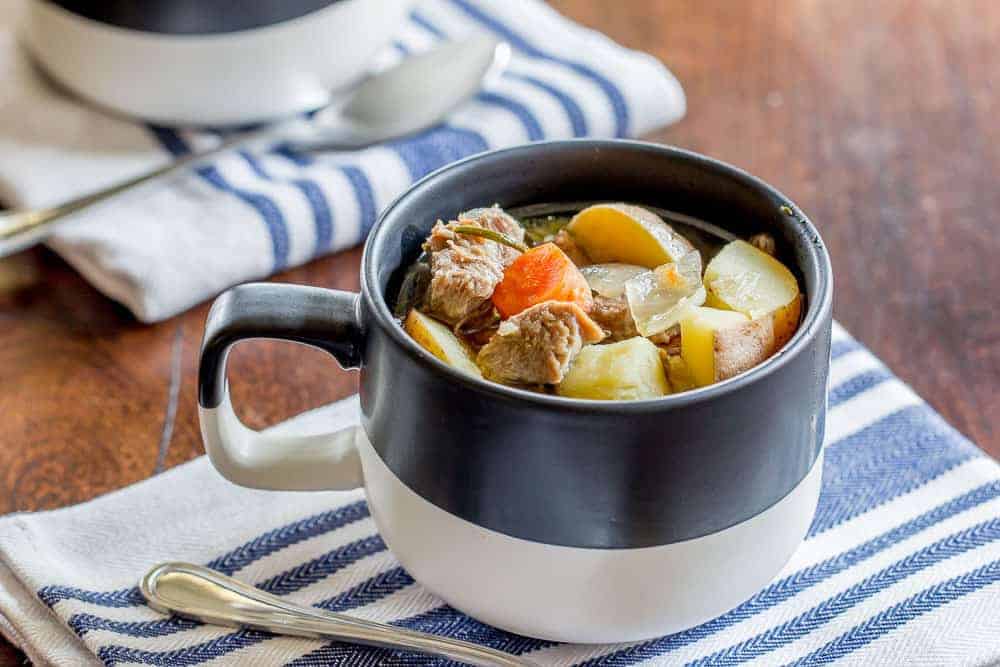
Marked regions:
[140,562,537,667]
[0,38,510,257]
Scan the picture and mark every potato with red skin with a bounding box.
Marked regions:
[492,243,593,319]
[679,306,775,387]
[404,309,482,377]
[703,240,802,351]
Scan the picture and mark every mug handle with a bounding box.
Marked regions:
[197,283,366,491]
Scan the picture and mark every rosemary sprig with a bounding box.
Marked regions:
[452,225,528,253]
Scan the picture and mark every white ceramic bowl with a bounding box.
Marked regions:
[21,0,414,126]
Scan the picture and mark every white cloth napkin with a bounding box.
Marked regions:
[0,0,685,323]
[1,323,999,666]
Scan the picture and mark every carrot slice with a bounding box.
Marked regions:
[492,243,593,318]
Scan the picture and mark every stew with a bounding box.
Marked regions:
[395,203,803,400]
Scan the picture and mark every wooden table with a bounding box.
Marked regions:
[1,0,997,662]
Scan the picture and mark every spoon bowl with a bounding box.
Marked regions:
[306,39,510,148]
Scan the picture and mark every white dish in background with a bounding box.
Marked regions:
[21,0,414,126]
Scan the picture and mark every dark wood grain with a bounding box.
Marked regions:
[0,0,997,662]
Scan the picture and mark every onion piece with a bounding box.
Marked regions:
[625,251,706,337]
[580,263,647,298]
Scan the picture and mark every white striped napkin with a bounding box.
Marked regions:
[0,0,684,323]
[1,322,998,666]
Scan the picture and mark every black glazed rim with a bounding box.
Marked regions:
[43,0,347,36]
[363,139,834,413]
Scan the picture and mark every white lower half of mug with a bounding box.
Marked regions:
[360,433,821,643]
[201,394,823,644]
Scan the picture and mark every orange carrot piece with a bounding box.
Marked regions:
[492,243,593,318]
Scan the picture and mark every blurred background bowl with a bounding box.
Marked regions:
[20,0,415,126]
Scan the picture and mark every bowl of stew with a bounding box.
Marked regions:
[198,140,833,643]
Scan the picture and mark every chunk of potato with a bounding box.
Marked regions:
[558,337,669,400]
[566,203,696,269]
[769,293,803,351]
[703,240,802,350]
[680,306,775,387]
[404,309,482,378]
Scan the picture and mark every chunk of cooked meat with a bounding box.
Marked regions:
[553,228,591,266]
[477,300,605,385]
[423,207,525,326]
[649,324,681,353]
[589,294,639,342]
[424,222,503,326]
[748,232,777,256]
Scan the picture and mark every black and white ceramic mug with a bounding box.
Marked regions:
[197,140,833,643]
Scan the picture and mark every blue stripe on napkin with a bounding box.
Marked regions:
[96,630,273,667]
[814,407,979,536]
[71,614,199,640]
[446,0,630,137]
[410,9,447,39]
[37,500,369,608]
[793,559,1000,666]
[318,566,414,614]
[195,166,291,269]
[476,92,545,141]
[411,7,591,140]
[37,586,145,611]
[147,127,292,270]
[340,166,379,237]
[504,72,589,137]
[257,146,381,243]
[388,126,490,182]
[828,368,893,407]
[237,151,335,255]
[407,10,547,143]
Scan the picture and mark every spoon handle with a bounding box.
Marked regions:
[140,562,537,667]
[0,131,262,257]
